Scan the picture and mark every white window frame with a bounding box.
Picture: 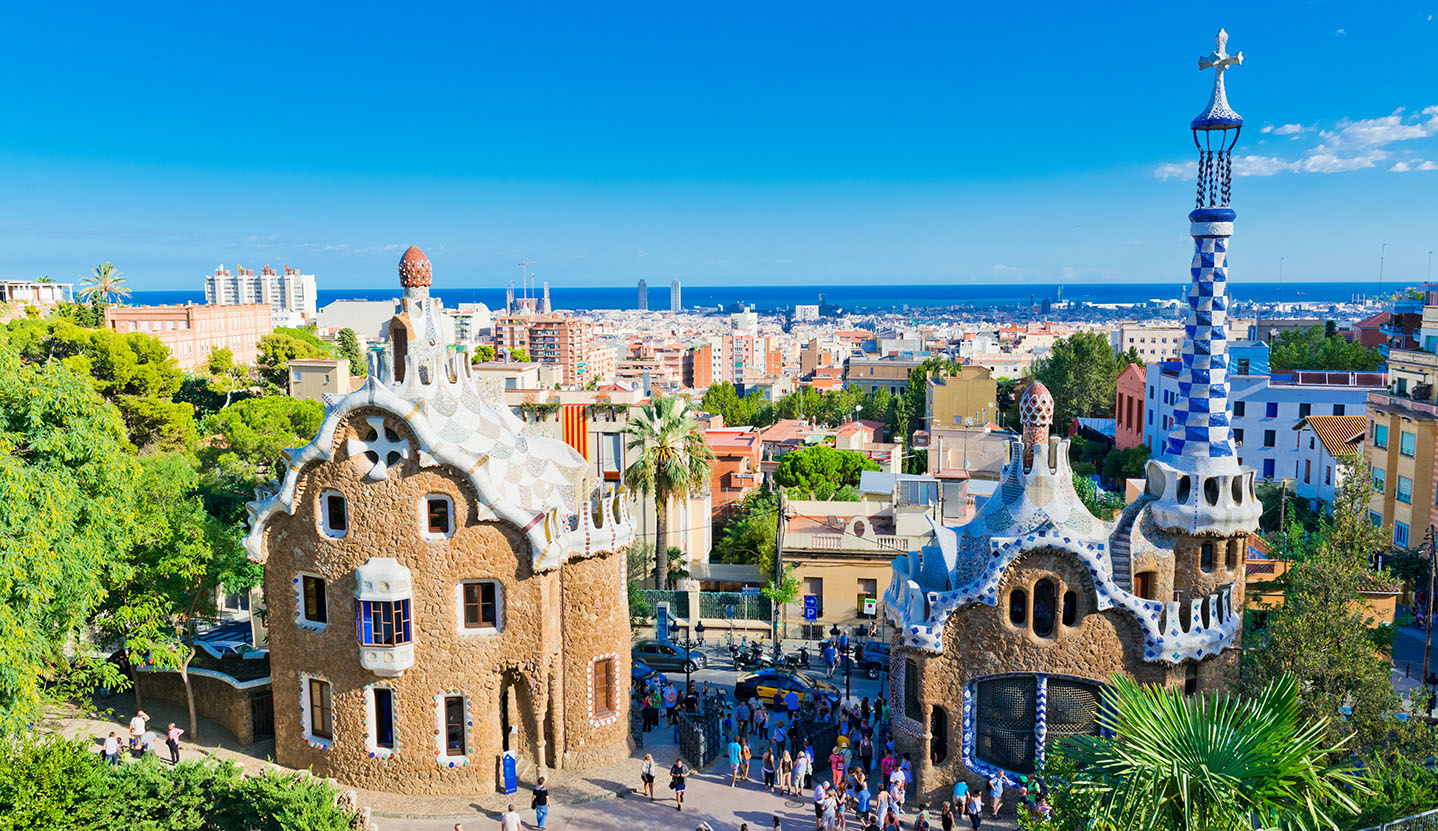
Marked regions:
[433,692,471,766]
[300,673,334,751]
[422,494,456,541]
[294,572,329,631]
[364,683,397,759]
[319,489,348,539]
[454,580,504,635]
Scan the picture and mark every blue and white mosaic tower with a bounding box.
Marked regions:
[1147,30,1261,536]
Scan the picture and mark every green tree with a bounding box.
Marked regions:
[1064,673,1362,831]
[712,487,779,578]
[762,563,801,649]
[78,261,130,305]
[203,346,252,410]
[1269,325,1381,373]
[255,332,322,388]
[1102,444,1150,484]
[509,346,531,363]
[623,395,714,588]
[1072,471,1123,520]
[471,343,496,364]
[4,318,195,451]
[1242,455,1430,761]
[701,381,771,428]
[772,445,880,496]
[0,346,139,733]
[1031,331,1123,422]
[96,454,260,735]
[200,396,325,485]
[333,327,367,376]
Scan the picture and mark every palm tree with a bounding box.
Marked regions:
[622,395,713,589]
[1065,673,1364,831]
[79,262,130,304]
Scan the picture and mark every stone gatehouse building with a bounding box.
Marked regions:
[245,246,635,794]
[882,31,1261,802]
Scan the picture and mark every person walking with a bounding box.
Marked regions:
[531,776,549,828]
[165,723,183,765]
[857,734,874,776]
[771,717,788,759]
[784,688,800,721]
[986,775,1005,818]
[965,792,984,830]
[670,757,689,811]
[741,737,752,781]
[103,731,120,766]
[729,737,745,787]
[940,801,955,831]
[823,642,838,678]
[499,804,521,831]
[829,746,845,791]
[640,753,656,801]
[761,749,777,792]
[779,750,793,795]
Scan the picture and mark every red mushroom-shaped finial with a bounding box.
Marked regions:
[1020,381,1054,464]
[398,245,432,288]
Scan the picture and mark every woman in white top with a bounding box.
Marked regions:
[640,753,656,801]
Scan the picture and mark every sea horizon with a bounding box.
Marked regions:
[123,280,1392,313]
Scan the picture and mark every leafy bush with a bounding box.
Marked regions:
[0,736,357,831]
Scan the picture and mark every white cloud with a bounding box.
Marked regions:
[1336,28,1347,36]
[1232,155,1299,176]
[1152,162,1192,180]
[1392,160,1438,172]
[1266,123,1309,136]
[1300,151,1387,173]
[1314,108,1437,152]
[992,264,1025,276]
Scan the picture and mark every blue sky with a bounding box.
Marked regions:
[1,2,1436,291]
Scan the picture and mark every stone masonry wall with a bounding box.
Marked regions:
[558,552,633,769]
[896,547,1231,806]
[261,409,630,795]
[137,670,264,746]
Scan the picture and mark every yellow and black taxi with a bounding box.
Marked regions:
[734,668,841,707]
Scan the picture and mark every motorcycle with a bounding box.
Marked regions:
[782,646,812,670]
[731,642,769,670]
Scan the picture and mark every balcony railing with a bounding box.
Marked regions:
[785,530,927,554]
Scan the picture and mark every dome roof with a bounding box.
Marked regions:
[398,245,432,288]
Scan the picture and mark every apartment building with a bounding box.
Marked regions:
[1368,347,1438,550]
[670,279,681,313]
[845,356,927,396]
[1112,319,1250,361]
[493,311,610,387]
[925,367,998,430]
[1114,363,1146,450]
[204,264,317,325]
[682,342,714,390]
[1,279,73,307]
[104,303,272,370]
[1144,362,1385,481]
[706,428,764,525]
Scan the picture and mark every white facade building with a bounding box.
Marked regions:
[205,264,317,325]
[793,304,819,322]
[1292,415,1366,505]
[1143,363,1385,482]
[670,279,681,312]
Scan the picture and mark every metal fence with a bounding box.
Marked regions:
[677,708,724,770]
[636,590,773,622]
[1355,808,1438,831]
[698,591,772,621]
[639,590,689,619]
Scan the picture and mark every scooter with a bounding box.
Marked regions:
[782,646,812,670]
[732,642,768,670]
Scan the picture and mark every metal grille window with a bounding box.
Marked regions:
[357,599,412,646]
[974,676,1037,773]
[1044,679,1101,753]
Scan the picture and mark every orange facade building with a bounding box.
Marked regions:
[104,302,272,370]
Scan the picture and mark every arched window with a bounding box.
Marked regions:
[1200,543,1214,573]
[1008,589,1027,626]
[1032,579,1056,637]
[1062,590,1078,626]
[930,705,949,764]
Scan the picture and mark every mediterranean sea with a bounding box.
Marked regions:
[127,282,1379,313]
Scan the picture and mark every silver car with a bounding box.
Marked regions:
[632,639,707,672]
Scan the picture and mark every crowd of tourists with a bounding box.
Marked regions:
[96,709,185,766]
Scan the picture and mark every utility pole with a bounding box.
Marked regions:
[1278,256,1285,307]
[1424,525,1436,696]
[1279,479,1289,554]
[1428,250,1434,283]
[773,490,786,656]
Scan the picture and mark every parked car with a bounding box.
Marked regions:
[632,660,668,687]
[734,668,841,707]
[857,640,890,680]
[632,639,707,673]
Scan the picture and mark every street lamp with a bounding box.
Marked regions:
[678,624,701,703]
[829,623,852,703]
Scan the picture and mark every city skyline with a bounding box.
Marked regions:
[2,3,1436,290]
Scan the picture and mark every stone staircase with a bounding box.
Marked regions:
[1108,502,1145,593]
